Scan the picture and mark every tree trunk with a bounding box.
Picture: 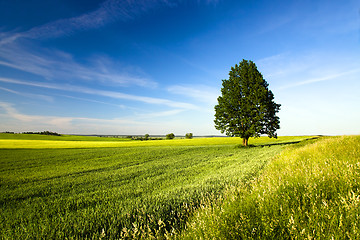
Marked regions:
[242,137,249,146]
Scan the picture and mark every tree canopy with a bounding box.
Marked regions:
[214,59,281,146]
[185,133,193,139]
[166,133,175,140]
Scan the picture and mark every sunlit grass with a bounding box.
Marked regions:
[181,135,360,239]
[0,135,313,149]
[0,135,313,239]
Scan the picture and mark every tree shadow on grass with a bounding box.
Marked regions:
[234,136,322,149]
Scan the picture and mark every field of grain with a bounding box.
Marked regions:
[0,134,313,239]
[182,135,360,239]
[0,134,310,149]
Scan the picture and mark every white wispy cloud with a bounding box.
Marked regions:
[0,101,197,134]
[0,102,46,122]
[0,0,221,45]
[0,0,221,88]
[135,109,185,119]
[0,44,157,88]
[257,51,360,90]
[0,0,175,89]
[56,94,127,109]
[0,101,81,131]
[257,52,310,79]
[0,0,151,45]
[167,84,219,104]
[0,101,147,132]
[0,77,197,110]
[278,69,360,90]
[0,86,53,102]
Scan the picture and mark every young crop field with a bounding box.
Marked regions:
[0,134,314,239]
[3,134,357,239]
[0,134,309,149]
[181,135,360,239]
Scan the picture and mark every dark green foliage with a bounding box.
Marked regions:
[166,133,175,139]
[22,131,61,136]
[185,133,193,139]
[214,59,281,146]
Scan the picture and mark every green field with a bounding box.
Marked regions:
[0,134,310,149]
[1,134,358,239]
[0,133,133,141]
[181,136,360,239]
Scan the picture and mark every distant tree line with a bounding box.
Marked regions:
[2,131,195,140]
[22,131,62,136]
[126,134,163,141]
[126,133,194,141]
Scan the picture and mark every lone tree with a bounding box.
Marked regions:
[144,134,150,140]
[214,59,281,146]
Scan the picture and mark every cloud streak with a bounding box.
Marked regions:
[278,69,360,90]
[0,86,53,102]
[0,101,148,131]
[0,0,151,44]
[0,0,220,45]
[0,0,221,88]
[167,84,219,104]
[258,51,360,91]
[0,101,195,134]
[0,77,197,110]
[135,109,185,119]
[0,44,157,88]
[0,0,177,89]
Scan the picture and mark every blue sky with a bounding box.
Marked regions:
[0,0,359,136]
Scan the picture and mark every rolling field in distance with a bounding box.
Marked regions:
[2,134,358,239]
[0,134,311,149]
[0,133,133,141]
[0,134,313,239]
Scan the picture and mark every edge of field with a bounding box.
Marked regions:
[0,133,132,141]
[179,135,360,239]
[0,134,318,148]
